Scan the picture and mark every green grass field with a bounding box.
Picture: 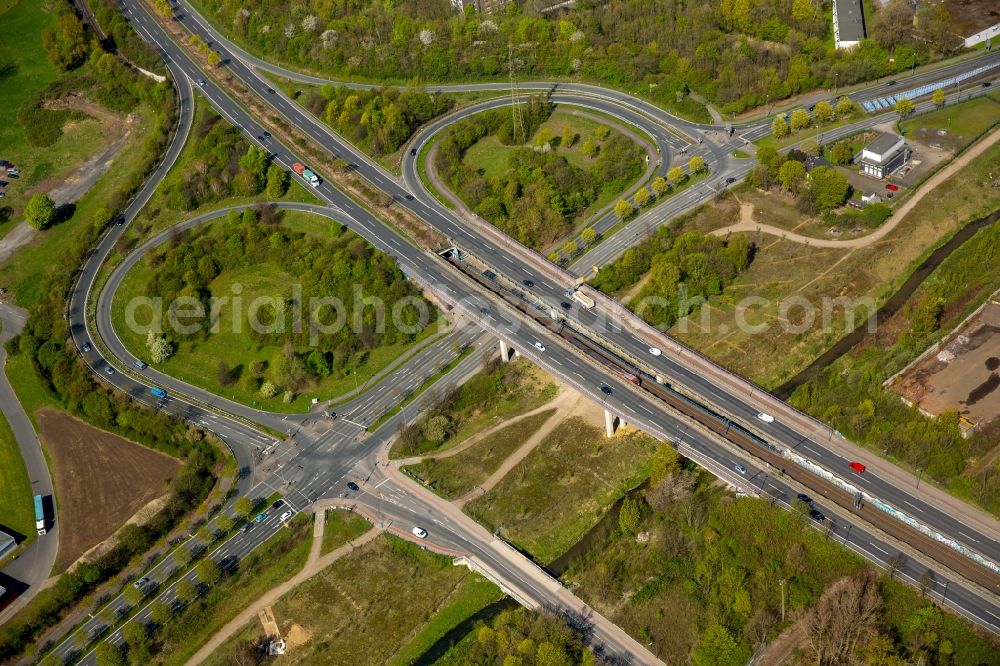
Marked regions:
[0,1,80,232]
[0,103,161,308]
[201,535,500,666]
[111,212,441,413]
[899,95,1000,148]
[3,352,58,429]
[404,409,555,500]
[320,509,370,555]
[0,409,35,555]
[464,417,658,564]
[388,576,504,666]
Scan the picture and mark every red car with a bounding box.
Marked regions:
[885,183,899,192]
[849,461,866,473]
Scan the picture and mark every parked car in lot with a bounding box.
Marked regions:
[412,526,428,539]
[849,461,866,473]
[885,183,899,191]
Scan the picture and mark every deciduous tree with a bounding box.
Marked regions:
[894,97,915,118]
[790,108,811,131]
[771,115,789,138]
[25,194,56,231]
[614,199,633,220]
[651,176,669,197]
[836,96,856,116]
[633,187,651,208]
[813,100,834,124]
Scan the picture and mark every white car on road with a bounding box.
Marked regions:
[534,341,545,352]
[279,510,293,522]
[412,526,428,539]
[649,347,661,356]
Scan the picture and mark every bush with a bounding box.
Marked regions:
[25,194,56,230]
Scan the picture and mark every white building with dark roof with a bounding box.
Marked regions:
[833,0,867,49]
[859,132,911,179]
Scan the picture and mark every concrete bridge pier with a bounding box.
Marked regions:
[499,340,513,362]
[604,408,629,436]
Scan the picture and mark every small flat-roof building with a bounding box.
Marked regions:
[859,132,911,179]
[833,0,867,49]
[0,530,16,560]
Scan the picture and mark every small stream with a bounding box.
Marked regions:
[775,208,1000,399]
[547,479,649,577]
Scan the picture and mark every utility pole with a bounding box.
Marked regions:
[508,44,525,144]
[779,579,786,623]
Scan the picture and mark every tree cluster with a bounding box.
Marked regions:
[161,115,271,211]
[42,7,89,72]
[196,0,960,117]
[295,84,453,157]
[436,100,642,249]
[771,97,856,139]
[137,207,434,397]
[750,147,851,212]
[591,227,753,329]
[461,607,595,665]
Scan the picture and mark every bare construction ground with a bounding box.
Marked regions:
[892,299,1000,435]
[37,409,180,572]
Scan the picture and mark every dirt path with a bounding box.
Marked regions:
[711,125,1000,248]
[752,621,805,665]
[185,511,379,666]
[0,105,133,265]
[393,386,571,467]
[453,391,599,507]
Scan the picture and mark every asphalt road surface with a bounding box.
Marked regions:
[29,0,1000,661]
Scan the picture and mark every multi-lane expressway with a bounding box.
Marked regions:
[34,0,1000,659]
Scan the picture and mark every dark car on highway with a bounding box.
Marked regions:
[809,509,826,521]
[600,385,612,395]
[796,493,813,504]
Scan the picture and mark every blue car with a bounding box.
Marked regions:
[254,512,267,523]
[150,387,167,399]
